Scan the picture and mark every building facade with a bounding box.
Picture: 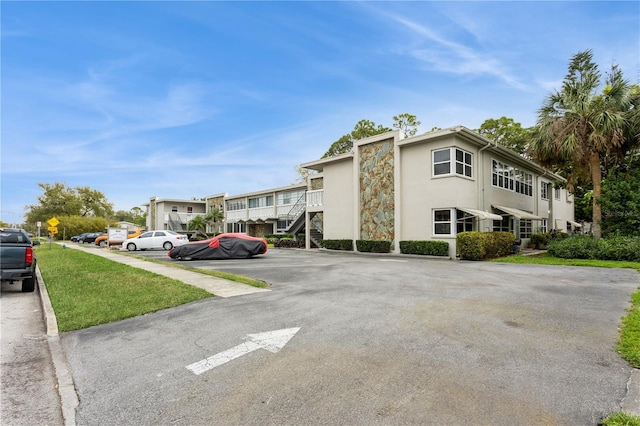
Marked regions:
[143,197,207,233]
[301,126,576,257]
[224,184,307,237]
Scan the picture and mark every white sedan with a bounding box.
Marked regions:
[124,230,188,251]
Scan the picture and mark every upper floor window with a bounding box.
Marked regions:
[277,190,306,205]
[248,195,274,209]
[187,207,193,213]
[492,160,532,196]
[226,200,246,211]
[433,148,473,178]
[555,188,561,201]
[171,206,178,212]
[541,182,549,200]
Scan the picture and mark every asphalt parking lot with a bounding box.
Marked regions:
[59,247,639,425]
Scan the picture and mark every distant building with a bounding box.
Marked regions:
[143,197,207,233]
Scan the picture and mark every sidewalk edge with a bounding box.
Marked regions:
[37,266,79,426]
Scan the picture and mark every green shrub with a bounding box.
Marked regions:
[399,240,449,256]
[486,232,515,258]
[321,239,353,251]
[457,232,514,260]
[265,234,294,240]
[457,232,485,260]
[356,240,391,253]
[547,235,597,259]
[274,238,304,248]
[530,233,550,249]
[594,236,640,262]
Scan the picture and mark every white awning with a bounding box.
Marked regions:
[568,220,582,228]
[492,205,542,220]
[457,207,503,221]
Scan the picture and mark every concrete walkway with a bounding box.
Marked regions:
[64,243,270,298]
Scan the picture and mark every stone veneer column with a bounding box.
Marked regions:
[358,139,394,243]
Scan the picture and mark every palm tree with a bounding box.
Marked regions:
[188,215,208,239]
[530,50,637,239]
[204,208,224,235]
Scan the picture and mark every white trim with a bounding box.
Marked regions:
[457,207,503,221]
[493,205,542,220]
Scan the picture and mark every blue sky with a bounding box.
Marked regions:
[1,1,638,225]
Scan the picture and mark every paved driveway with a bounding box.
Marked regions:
[62,249,638,425]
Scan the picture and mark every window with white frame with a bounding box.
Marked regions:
[226,200,246,211]
[433,148,472,178]
[539,219,548,233]
[226,222,246,233]
[541,182,548,200]
[433,209,453,235]
[492,160,532,196]
[248,195,274,208]
[277,190,306,206]
[520,219,533,238]
[171,205,178,212]
[554,188,561,200]
[493,216,511,232]
[456,210,473,233]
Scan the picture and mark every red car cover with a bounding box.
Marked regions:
[168,233,267,260]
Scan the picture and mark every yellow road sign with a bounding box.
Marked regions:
[47,226,58,234]
[47,217,60,227]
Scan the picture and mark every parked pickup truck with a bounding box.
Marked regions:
[0,228,39,292]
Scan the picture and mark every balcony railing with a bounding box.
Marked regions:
[306,189,323,207]
[163,212,205,224]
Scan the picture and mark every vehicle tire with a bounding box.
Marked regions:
[99,240,108,248]
[127,243,136,251]
[163,242,173,250]
[22,276,35,292]
[78,239,84,244]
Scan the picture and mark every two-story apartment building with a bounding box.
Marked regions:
[143,196,207,232]
[143,185,309,238]
[301,126,576,257]
[224,184,307,237]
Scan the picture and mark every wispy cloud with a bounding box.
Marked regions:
[367,7,527,90]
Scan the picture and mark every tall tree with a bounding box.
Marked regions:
[529,50,637,239]
[25,183,113,225]
[392,113,421,137]
[477,117,532,156]
[322,116,416,158]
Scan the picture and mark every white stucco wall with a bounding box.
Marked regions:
[322,159,354,240]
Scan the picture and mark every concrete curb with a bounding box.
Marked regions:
[621,369,640,416]
[36,266,78,426]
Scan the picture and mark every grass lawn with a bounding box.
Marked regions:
[36,243,214,332]
[493,253,640,425]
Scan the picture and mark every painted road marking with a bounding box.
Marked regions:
[186,327,300,375]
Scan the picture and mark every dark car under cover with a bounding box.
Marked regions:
[168,233,267,260]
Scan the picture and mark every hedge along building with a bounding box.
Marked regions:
[300,126,577,258]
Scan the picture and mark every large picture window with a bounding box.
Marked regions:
[492,160,532,196]
[226,200,246,211]
[248,195,274,208]
[433,148,472,178]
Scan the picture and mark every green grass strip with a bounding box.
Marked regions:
[602,411,640,426]
[36,244,213,332]
[116,251,268,288]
